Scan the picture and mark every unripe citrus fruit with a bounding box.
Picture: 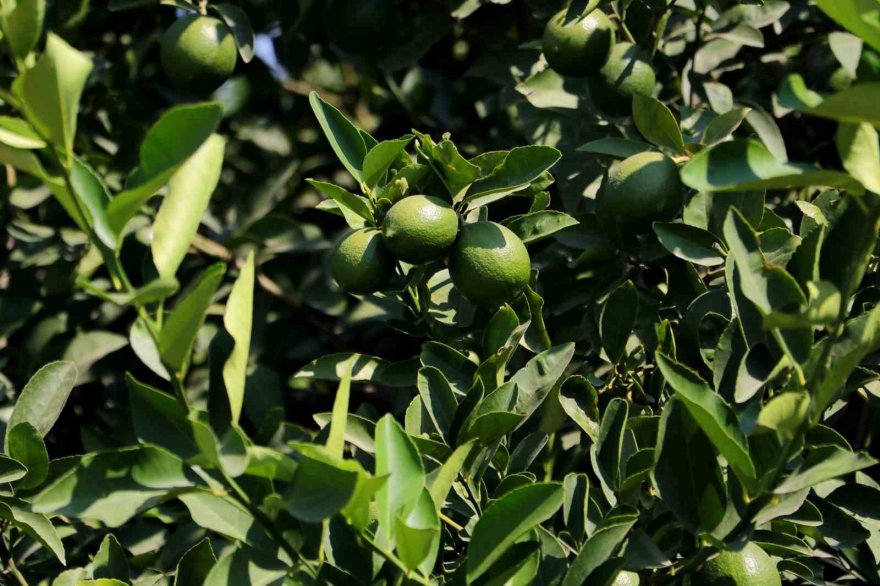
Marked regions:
[600,151,682,228]
[542,8,614,77]
[331,228,395,295]
[588,42,655,117]
[612,570,640,586]
[694,542,781,586]
[160,15,237,94]
[324,0,396,54]
[381,195,459,264]
[449,222,531,307]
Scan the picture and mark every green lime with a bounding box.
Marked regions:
[612,570,640,586]
[588,42,656,117]
[330,228,395,295]
[542,8,614,77]
[694,542,781,586]
[160,15,237,94]
[381,195,459,264]
[600,151,682,228]
[449,222,531,307]
[324,0,396,54]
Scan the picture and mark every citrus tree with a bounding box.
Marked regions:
[0,0,879,585]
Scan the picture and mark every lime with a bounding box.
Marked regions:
[612,570,640,586]
[694,542,781,586]
[381,195,459,264]
[330,228,395,295]
[600,151,682,228]
[588,42,656,117]
[160,15,237,94]
[542,8,614,77]
[449,222,531,307]
[324,0,396,54]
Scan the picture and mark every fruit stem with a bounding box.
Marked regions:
[198,0,207,16]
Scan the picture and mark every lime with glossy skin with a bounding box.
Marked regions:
[600,151,682,228]
[449,222,531,307]
[588,42,656,117]
[612,570,640,586]
[694,542,781,586]
[331,228,395,295]
[542,8,614,77]
[381,195,459,264]
[160,15,237,94]
[324,0,396,55]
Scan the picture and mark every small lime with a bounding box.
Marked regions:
[160,15,237,94]
[542,8,614,77]
[694,542,781,586]
[588,42,656,117]
[382,195,459,264]
[449,222,531,307]
[331,228,395,295]
[600,151,682,229]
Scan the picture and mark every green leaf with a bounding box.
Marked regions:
[13,34,91,165]
[819,195,880,303]
[563,507,638,586]
[395,488,440,575]
[362,135,414,188]
[428,441,473,511]
[222,252,254,425]
[775,446,877,494]
[656,354,756,481]
[466,145,561,203]
[816,0,880,53]
[0,142,49,179]
[174,539,216,586]
[6,361,77,446]
[296,353,417,388]
[0,455,27,483]
[326,359,353,458]
[652,398,726,532]
[152,134,225,279]
[62,331,127,385]
[179,490,281,556]
[654,222,726,266]
[159,263,226,374]
[128,374,198,460]
[503,211,579,244]
[562,473,589,542]
[466,483,564,583]
[107,102,223,235]
[421,342,476,395]
[7,422,49,490]
[703,107,751,146]
[417,366,457,438]
[576,137,653,158]
[93,534,128,580]
[202,548,287,586]
[0,0,46,60]
[836,122,880,193]
[285,443,361,524]
[592,398,628,493]
[0,498,65,564]
[681,139,862,193]
[558,375,599,442]
[310,92,367,181]
[510,343,575,418]
[375,415,425,547]
[307,179,374,228]
[0,116,45,149]
[33,446,196,527]
[600,280,638,364]
[212,3,254,63]
[632,94,685,153]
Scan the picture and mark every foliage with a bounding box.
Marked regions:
[0,0,879,585]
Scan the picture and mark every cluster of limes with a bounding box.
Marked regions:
[542,7,655,117]
[330,195,532,308]
[160,14,238,94]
